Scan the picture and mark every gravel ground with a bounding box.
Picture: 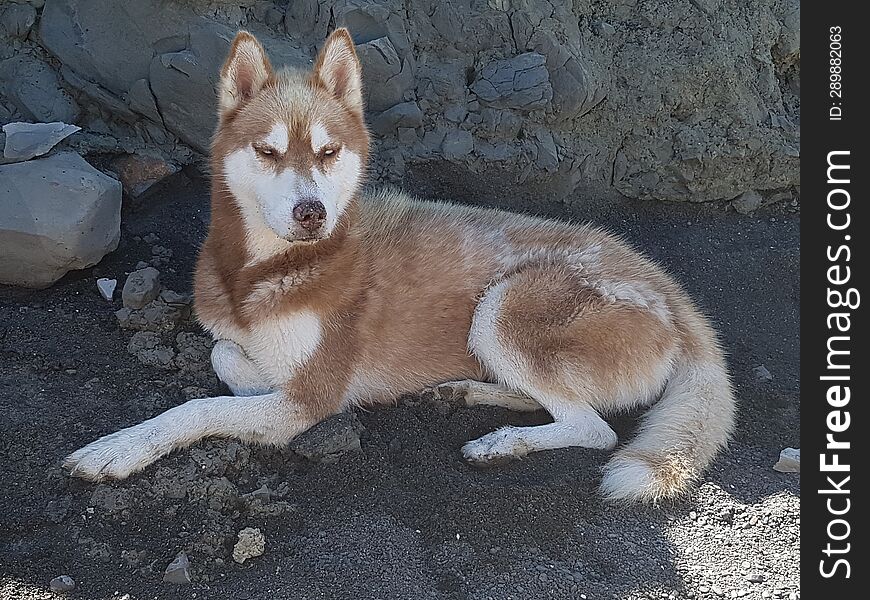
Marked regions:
[0,165,800,599]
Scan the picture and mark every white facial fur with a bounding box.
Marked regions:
[222,121,362,264]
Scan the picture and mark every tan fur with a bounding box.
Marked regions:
[65,30,736,502]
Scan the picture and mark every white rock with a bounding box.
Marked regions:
[232,527,265,564]
[2,121,80,163]
[0,152,122,288]
[773,447,800,473]
[96,278,117,301]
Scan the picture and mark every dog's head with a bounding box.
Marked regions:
[213,29,369,250]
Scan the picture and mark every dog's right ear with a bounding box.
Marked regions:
[218,31,273,119]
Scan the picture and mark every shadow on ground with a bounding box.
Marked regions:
[0,164,799,599]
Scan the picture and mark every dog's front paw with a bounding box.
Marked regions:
[461,427,528,466]
[64,423,171,481]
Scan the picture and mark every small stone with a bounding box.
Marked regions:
[163,551,192,584]
[689,511,697,520]
[49,575,75,592]
[97,278,117,301]
[746,573,765,583]
[732,190,764,215]
[232,527,265,564]
[122,267,161,309]
[753,364,773,381]
[127,331,175,368]
[741,561,750,570]
[291,413,363,463]
[773,447,800,473]
[712,585,724,596]
[159,289,192,305]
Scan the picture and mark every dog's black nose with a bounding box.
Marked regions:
[292,200,326,231]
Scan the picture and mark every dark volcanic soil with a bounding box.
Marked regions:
[0,165,799,600]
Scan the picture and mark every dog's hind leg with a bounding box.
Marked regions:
[211,339,273,396]
[464,264,677,465]
[64,391,318,481]
[438,380,541,412]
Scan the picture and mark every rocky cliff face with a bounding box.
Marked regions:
[1,0,799,205]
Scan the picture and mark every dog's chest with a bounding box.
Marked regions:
[222,271,322,385]
[238,310,322,386]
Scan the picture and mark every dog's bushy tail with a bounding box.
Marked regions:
[600,331,736,503]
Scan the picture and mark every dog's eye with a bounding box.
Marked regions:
[319,145,341,161]
[253,145,275,157]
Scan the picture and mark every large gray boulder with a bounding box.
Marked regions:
[0,152,122,288]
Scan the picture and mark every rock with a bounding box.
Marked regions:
[148,20,307,153]
[122,267,161,309]
[173,332,213,373]
[264,7,285,28]
[127,331,175,369]
[356,37,412,113]
[753,364,774,381]
[442,130,474,160]
[534,129,559,171]
[332,0,410,57]
[0,2,37,39]
[291,412,363,463]
[31,0,799,205]
[159,289,192,305]
[163,551,192,584]
[127,78,164,124]
[0,55,80,123]
[370,102,424,136]
[96,278,117,301]
[59,66,137,123]
[40,1,305,153]
[773,447,800,473]
[115,298,189,332]
[243,484,272,503]
[746,573,765,583]
[0,152,121,288]
[111,154,179,198]
[232,527,265,564]
[48,575,75,593]
[471,53,553,111]
[2,122,81,164]
[732,191,764,215]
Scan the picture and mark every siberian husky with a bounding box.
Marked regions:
[65,29,736,502]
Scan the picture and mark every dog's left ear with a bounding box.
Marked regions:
[312,28,364,116]
[219,31,273,119]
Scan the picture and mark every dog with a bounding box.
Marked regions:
[64,28,736,502]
